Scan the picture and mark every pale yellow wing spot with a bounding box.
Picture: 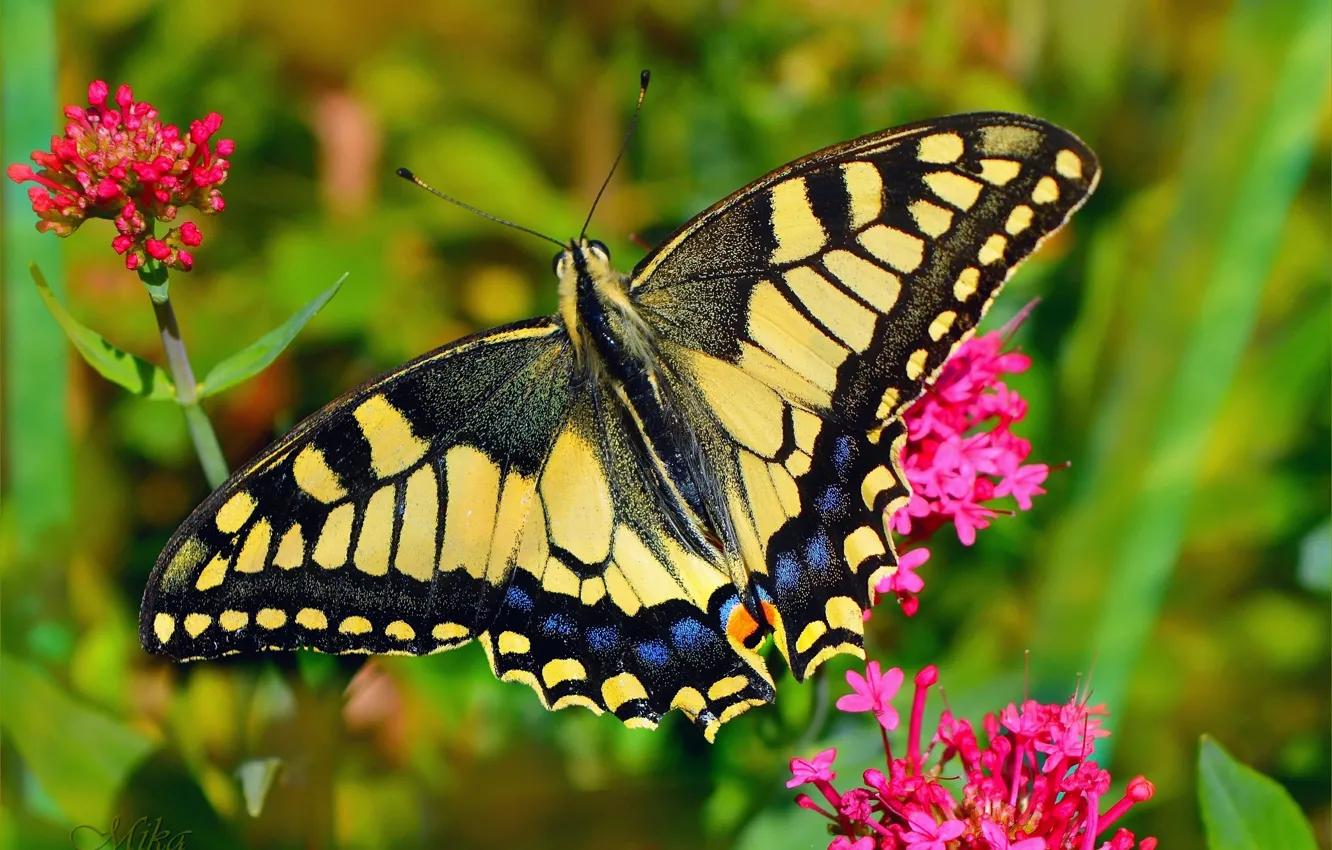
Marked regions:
[256,608,287,629]
[602,672,649,712]
[859,225,925,274]
[784,266,877,353]
[843,526,886,572]
[219,610,248,632]
[580,577,606,606]
[385,621,415,641]
[293,445,347,504]
[542,659,587,688]
[184,613,212,638]
[928,310,957,341]
[1005,205,1035,235]
[623,717,658,731]
[273,523,304,569]
[954,267,981,301]
[1055,149,1084,179]
[860,466,896,510]
[542,557,581,597]
[235,518,272,574]
[908,200,954,239]
[432,622,469,642]
[195,553,230,592]
[917,132,964,164]
[660,536,730,608]
[791,407,822,454]
[296,608,328,630]
[552,694,603,714]
[671,687,707,717]
[441,444,502,578]
[978,158,1022,185]
[353,484,396,576]
[215,491,256,534]
[795,621,827,654]
[541,430,613,565]
[353,394,430,479]
[980,124,1041,155]
[823,250,902,314]
[768,177,827,264]
[978,234,1008,265]
[498,631,530,654]
[825,596,865,634]
[923,171,983,210]
[395,464,438,581]
[876,387,900,420]
[313,502,355,568]
[840,161,883,229]
[906,349,929,381]
[1032,176,1059,205]
[339,615,372,635]
[707,675,749,701]
[153,614,175,644]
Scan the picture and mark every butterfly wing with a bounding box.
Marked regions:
[141,319,774,738]
[632,112,1100,677]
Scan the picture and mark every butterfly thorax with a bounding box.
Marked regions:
[556,239,736,561]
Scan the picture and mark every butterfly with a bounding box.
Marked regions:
[140,108,1099,741]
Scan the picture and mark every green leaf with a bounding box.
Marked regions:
[0,655,156,827]
[1198,736,1317,850]
[29,264,176,401]
[197,272,347,398]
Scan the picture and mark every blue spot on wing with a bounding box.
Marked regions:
[587,626,619,653]
[670,617,711,652]
[774,552,801,592]
[542,613,576,638]
[816,485,850,518]
[635,640,671,667]
[832,435,858,479]
[803,532,832,569]
[504,585,533,612]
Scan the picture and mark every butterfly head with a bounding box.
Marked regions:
[552,237,613,281]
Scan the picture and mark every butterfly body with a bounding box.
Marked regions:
[142,112,1099,740]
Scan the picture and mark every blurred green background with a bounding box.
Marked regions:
[2,0,1328,848]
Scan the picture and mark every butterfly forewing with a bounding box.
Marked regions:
[635,112,1099,680]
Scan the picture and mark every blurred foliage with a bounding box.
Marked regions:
[2,0,1328,848]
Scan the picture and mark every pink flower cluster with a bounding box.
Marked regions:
[893,330,1050,547]
[876,328,1052,616]
[7,81,231,272]
[789,665,1157,850]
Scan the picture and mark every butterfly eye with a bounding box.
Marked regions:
[587,240,610,261]
[551,252,566,276]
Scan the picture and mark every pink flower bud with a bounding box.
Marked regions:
[116,84,133,109]
[145,238,171,260]
[179,221,203,246]
[88,81,109,106]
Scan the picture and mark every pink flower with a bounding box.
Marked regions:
[788,748,838,789]
[982,819,1046,850]
[901,809,965,850]
[7,80,230,272]
[836,662,904,730]
[829,838,875,850]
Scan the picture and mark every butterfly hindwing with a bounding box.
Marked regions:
[636,112,1099,678]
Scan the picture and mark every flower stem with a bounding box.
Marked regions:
[141,265,229,488]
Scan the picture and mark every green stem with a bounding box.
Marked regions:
[141,265,230,488]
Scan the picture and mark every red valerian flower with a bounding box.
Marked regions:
[876,324,1055,617]
[7,80,231,272]
[789,665,1158,850]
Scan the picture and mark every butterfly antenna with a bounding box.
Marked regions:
[580,69,650,241]
[396,167,566,249]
